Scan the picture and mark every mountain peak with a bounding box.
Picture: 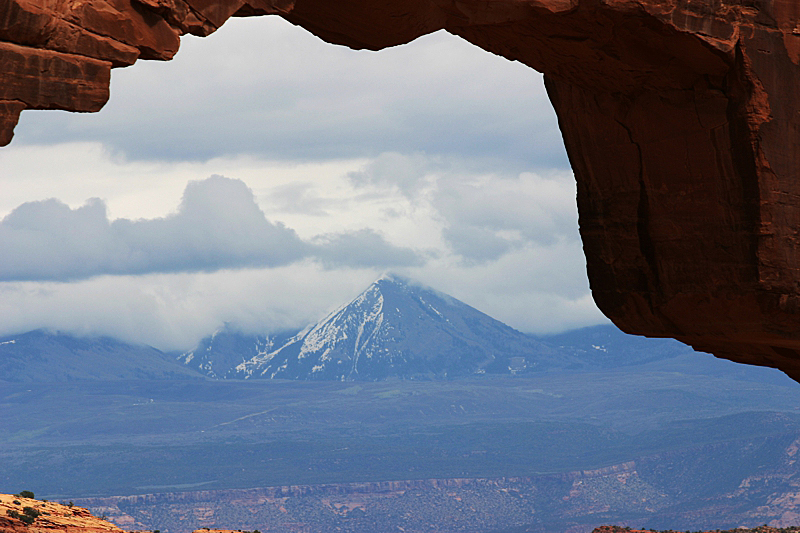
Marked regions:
[374,271,402,284]
[230,276,563,381]
[371,272,420,290]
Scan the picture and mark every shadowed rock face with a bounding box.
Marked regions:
[2,0,800,379]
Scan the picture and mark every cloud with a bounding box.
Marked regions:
[267,182,333,216]
[0,148,606,347]
[312,228,426,269]
[344,152,579,264]
[402,239,604,334]
[0,265,380,351]
[347,152,437,197]
[432,171,579,262]
[441,224,515,263]
[0,247,604,351]
[11,17,568,170]
[0,175,426,281]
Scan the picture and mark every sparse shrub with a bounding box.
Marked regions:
[8,509,38,526]
[7,508,37,525]
[17,491,34,499]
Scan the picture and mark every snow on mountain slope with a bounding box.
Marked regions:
[232,274,568,381]
[177,326,292,379]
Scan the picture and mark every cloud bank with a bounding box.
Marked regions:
[0,175,424,281]
[0,153,606,348]
[12,17,568,170]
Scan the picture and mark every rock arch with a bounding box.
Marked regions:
[3,0,800,379]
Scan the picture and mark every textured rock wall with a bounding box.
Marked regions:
[2,0,800,378]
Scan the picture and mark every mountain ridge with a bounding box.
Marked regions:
[0,329,203,382]
[0,276,702,383]
[222,274,578,380]
[184,275,697,381]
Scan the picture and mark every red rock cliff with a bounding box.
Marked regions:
[2,0,800,379]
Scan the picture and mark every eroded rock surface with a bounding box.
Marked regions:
[0,493,126,533]
[2,0,800,378]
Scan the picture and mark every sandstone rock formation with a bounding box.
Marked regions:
[0,493,125,533]
[2,0,800,378]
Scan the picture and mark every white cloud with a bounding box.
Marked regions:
[348,151,438,197]
[0,142,368,222]
[0,175,426,281]
[0,244,604,351]
[0,265,378,350]
[402,240,606,334]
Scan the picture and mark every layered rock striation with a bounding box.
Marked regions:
[3,0,800,378]
[0,493,125,533]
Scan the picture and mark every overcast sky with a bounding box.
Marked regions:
[0,16,607,350]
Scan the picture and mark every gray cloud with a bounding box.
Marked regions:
[11,18,568,170]
[348,152,437,197]
[441,225,516,263]
[432,171,579,262]
[312,229,426,269]
[0,176,426,281]
[343,151,580,264]
[267,182,332,216]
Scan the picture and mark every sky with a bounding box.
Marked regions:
[0,15,607,351]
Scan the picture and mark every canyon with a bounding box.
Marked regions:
[2,0,799,377]
[67,454,800,533]
[8,445,800,533]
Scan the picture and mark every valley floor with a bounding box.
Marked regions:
[4,352,800,533]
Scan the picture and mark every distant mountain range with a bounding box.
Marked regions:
[0,274,699,383]
[182,274,695,381]
[226,274,578,380]
[0,330,201,382]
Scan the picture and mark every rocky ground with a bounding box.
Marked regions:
[0,493,124,533]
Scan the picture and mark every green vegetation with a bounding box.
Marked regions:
[6,507,40,525]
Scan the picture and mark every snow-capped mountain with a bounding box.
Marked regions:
[177,326,293,379]
[220,274,569,381]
